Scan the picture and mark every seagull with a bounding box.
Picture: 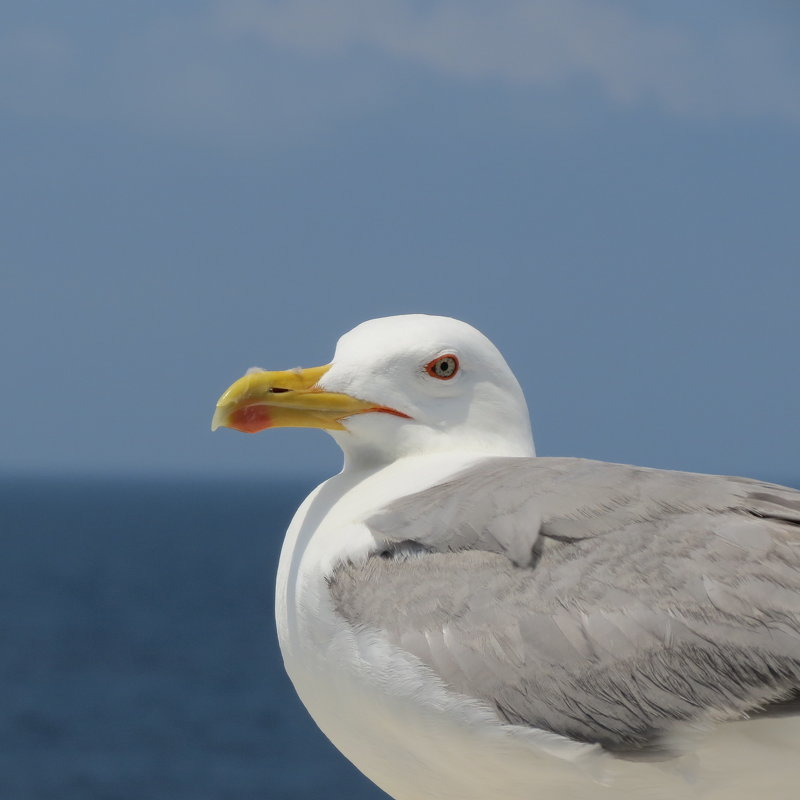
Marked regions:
[212,314,800,800]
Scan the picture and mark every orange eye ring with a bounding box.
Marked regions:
[425,354,459,380]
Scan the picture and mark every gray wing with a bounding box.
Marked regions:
[329,457,800,753]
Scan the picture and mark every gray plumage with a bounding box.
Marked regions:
[328,457,800,753]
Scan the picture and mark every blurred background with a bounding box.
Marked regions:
[2,1,798,797]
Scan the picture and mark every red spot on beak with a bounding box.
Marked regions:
[229,405,273,433]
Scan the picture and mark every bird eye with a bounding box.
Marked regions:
[425,354,459,380]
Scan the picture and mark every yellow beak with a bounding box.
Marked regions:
[211,364,408,433]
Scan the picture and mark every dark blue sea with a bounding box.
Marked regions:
[0,475,389,799]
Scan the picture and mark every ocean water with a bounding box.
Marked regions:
[0,475,388,800]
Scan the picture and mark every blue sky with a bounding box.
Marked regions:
[2,1,799,482]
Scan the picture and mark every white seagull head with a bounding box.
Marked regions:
[213,314,535,469]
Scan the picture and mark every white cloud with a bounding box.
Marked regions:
[218,0,800,121]
[1,1,798,146]
[217,0,800,120]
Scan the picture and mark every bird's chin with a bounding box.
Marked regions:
[327,413,419,464]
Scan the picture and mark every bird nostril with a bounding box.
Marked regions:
[268,387,290,394]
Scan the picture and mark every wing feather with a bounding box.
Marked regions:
[329,458,800,751]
